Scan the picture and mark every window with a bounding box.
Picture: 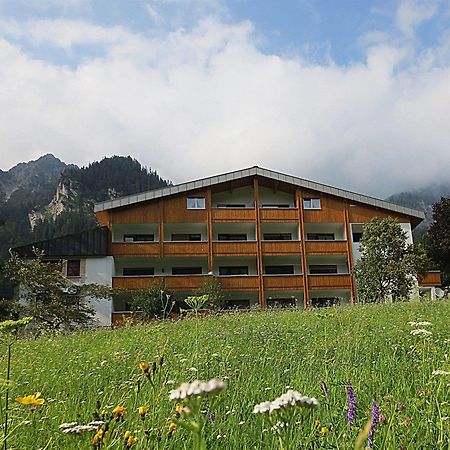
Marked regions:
[265,265,294,275]
[307,233,335,241]
[123,268,154,276]
[219,266,249,276]
[352,232,363,243]
[311,297,340,308]
[172,267,202,275]
[263,233,292,241]
[124,234,154,242]
[261,204,290,208]
[309,265,338,274]
[216,203,246,208]
[218,233,247,241]
[171,233,202,241]
[303,198,321,209]
[224,299,250,310]
[66,260,81,277]
[187,197,205,209]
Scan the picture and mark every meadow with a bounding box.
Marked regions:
[1,301,449,449]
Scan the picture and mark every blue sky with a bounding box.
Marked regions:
[1,0,450,196]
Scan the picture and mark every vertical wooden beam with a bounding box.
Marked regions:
[344,204,357,304]
[206,188,213,273]
[296,190,309,309]
[253,177,265,309]
[159,200,164,259]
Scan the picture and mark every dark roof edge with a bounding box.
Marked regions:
[94,166,425,220]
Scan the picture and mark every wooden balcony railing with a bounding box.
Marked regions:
[305,240,348,255]
[418,271,441,287]
[211,208,256,222]
[259,208,298,222]
[112,275,207,290]
[261,240,302,255]
[164,241,209,257]
[219,276,259,291]
[308,274,352,290]
[264,275,303,290]
[213,241,257,256]
[111,242,160,257]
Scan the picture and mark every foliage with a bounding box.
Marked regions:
[195,277,224,310]
[3,252,112,329]
[0,302,449,448]
[354,218,429,302]
[426,197,450,286]
[130,282,175,320]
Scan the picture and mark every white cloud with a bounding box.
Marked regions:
[1,17,450,197]
[396,0,438,38]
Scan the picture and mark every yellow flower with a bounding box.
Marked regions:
[175,404,183,414]
[124,431,132,439]
[168,422,177,433]
[320,426,329,436]
[138,405,148,418]
[139,361,149,373]
[92,429,104,447]
[315,419,321,427]
[126,435,137,448]
[112,405,126,418]
[16,392,45,407]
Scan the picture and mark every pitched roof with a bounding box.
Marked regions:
[94,166,425,221]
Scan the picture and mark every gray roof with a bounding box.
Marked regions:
[94,166,425,220]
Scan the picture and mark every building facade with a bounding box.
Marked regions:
[15,167,441,326]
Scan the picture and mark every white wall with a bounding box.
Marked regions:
[263,256,302,274]
[164,223,208,241]
[307,255,349,274]
[212,223,256,240]
[213,256,258,275]
[260,222,299,240]
[304,223,346,240]
[212,186,254,207]
[259,186,295,207]
[112,224,159,242]
[114,257,208,276]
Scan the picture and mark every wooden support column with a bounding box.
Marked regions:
[253,177,265,309]
[207,188,213,273]
[296,190,309,309]
[344,205,357,303]
[159,200,164,259]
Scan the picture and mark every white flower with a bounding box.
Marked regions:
[416,321,432,326]
[169,379,226,400]
[407,321,418,326]
[61,424,99,434]
[432,370,450,376]
[253,390,319,414]
[410,329,432,336]
[58,422,78,430]
[253,401,272,414]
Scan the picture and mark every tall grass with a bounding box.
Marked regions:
[1,301,449,449]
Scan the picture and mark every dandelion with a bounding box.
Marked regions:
[410,329,432,336]
[92,429,104,447]
[320,426,329,435]
[169,379,226,400]
[126,434,136,448]
[138,406,148,420]
[345,383,357,427]
[368,400,379,448]
[139,361,149,373]
[16,392,45,407]
[112,404,126,419]
[432,370,450,376]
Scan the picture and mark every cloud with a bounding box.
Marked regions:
[396,0,438,38]
[0,16,450,197]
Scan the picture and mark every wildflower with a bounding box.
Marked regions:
[139,361,149,373]
[112,405,126,419]
[138,406,148,420]
[16,392,45,407]
[408,321,432,326]
[320,426,329,435]
[253,390,319,414]
[126,434,136,448]
[432,370,450,376]
[410,329,432,336]
[92,429,104,447]
[168,422,177,438]
[169,379,226,400]
[368,400,379,448]
[345,383,357,427]
[58,422,78,430]
[61,424,99,434]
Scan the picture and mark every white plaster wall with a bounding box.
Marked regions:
[263,256,302,274]
[212,223,256,240]
[260,222,299,240]
[164,223,208,241]
[307,255,349,274]
[259,186,295,207]
[400,223,414,245]
[212,186,254,207]
[112,224,159,242]
[214,257,258,275]
[115,257,208,276]
[304,223,346,240]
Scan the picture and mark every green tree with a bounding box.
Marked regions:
[195,277,224,310]
[354,217,429,303]
[130,282,175,320]
[426,197,450,286]
[4,251,112,329]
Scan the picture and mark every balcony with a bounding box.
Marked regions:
[219,276,259,291]
[260,208,298,222]
[212,208,256,222]
[111,242,160,257]
[261,240,301,255]
[264,275,303,290]
[305,240,348,256]
[164,241,209,257]
[418,271,441,287]
[112,275,206,291]
[308,274,352,290]
[213,241,257,256]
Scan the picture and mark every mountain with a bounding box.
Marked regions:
[0,155,169,260]
[386,183,450,240]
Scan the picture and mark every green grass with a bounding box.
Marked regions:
[1,301,450,449]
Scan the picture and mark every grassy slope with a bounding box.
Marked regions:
[1,301,450,449]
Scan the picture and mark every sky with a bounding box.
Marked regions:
[0,0,450,197]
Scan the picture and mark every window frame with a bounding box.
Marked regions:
[303,198,321,210]
[187,197,206,210]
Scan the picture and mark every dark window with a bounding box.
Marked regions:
[216,204,246,208]
[123,267,154,276]
[224,299,250,310]
[307,233,335,241]
[261,204,291,208]
[124,234,154,242]
[67,260,81,277]
[311,297,341,308]
[309,265,338,274]
[219,266,249,275]
[172,267,202,275]
[265,265,294,275]
[171,234,202,241]
[187,198,205,209]
[303,198,321,209]
[263,233,292,241]
[218,233,247,241]
[267,297,296,308]
[352,232,363,243]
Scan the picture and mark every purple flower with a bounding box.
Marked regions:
[368,400,379,448]
[345,383,357,427]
